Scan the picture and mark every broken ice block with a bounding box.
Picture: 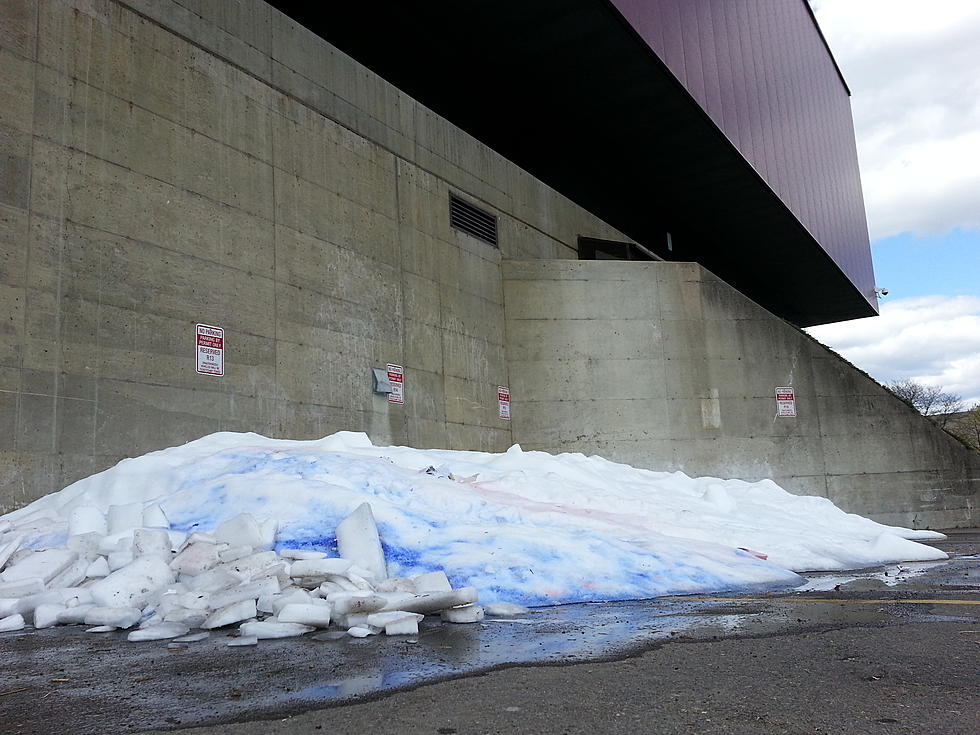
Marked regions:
[127,622,190,641]
[213,514,268,550]
[0,548,78,584]
[208,578,280,610]
[227,635,258,647]
[185,569,240,594]
[85,625,117,633]
[375,578,416,594]
[0,533,25,573]
[346,626,378,638]
[201,598,257,629]
[89,557,175,609]
[441,605,485,623]
[239,620,314,639]
[66,532,104,555]
[219,550,279,581]
[84,606,142,629]
[133,528,172,558]
[482,602,528,617]
[382,587,478,614]
[68,506,107,537]
[384,617,420,635]
[33,603,66,629]
[279,549,327,560]
[365,610,424,628]
[270,588,312,614]
[46,558,90,589]
[276,603,332,628]
[335,503,387,580]
[217,545,253,563]
[170,542,220,576]
[142,504,170,529]
[0,577,45,599]
[289,558,353,578]
[107,550,135,571]
[107,503,144,534]
[331,593,387,615]
[411,571,452,593]
[57,604,96,624]
[0,613,26,632]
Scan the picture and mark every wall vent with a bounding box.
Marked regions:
[449,193,498,247]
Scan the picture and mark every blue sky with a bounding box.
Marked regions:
[807,1,980,407]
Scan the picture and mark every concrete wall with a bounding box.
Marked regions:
[0,0,631,510]
[503,261,978,529]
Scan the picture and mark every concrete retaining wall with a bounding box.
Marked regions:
[0,0,631,509]
[503,261,978,529]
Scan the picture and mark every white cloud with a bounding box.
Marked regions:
[807,295,980,405]
[811,0,980,240]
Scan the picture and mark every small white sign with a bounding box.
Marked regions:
[775,386,796,417]
[387,363,404,404]
[196,324,224,376]
[497,386,511,420]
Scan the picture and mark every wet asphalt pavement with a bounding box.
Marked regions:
[1,531,977,735]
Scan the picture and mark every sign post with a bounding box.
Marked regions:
[196,324,224,376]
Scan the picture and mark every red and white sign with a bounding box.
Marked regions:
[196,324,224,376]
[775,386,796,417]
[387,363,404,404]
[497,386,511,420]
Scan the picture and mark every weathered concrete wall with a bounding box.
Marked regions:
[0,0,631,510]
[503,261,978,529]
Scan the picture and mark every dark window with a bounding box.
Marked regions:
[450,193,498,247]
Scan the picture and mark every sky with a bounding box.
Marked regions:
[805,0,980,407]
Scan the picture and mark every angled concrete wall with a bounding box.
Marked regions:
[503,261,978,529]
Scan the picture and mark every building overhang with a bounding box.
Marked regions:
[270,0,878,327]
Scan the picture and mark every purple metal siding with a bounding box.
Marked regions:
[610,0,874,303]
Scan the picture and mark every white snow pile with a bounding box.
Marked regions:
[0,431,946,642]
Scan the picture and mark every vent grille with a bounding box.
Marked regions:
[449,193,498,247]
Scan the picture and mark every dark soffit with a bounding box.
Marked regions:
[269,0,877,327]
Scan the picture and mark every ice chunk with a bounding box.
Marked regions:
[85,557,110,579]
[68,506,107,537]
[482,602,528,617]
[289,558,353,577]
[259,518,278,550]
[213,514,268,550]
[127,622,190,641]
[107,503,144,534]
[218,551,279,581]
[270,588,312,614]
[0,613,26,631]
[208,577,280,610]
[84,606,142,629]
[0,577,44,599]
[239,620,314,639]
[133,528,172,558]
[384,617,420,635]
[89,557,175,609]
[0,534,25,573]
[66,532,104,555]
[227,635,257,647]
[47,558,91,589]
[85,625,116,633]
[217,545,253,563]
[346,626,378,638]
[335,503,387,580]
[185,569,240,594]
[331,593,387,615]
[142,504,170,529]
[33,603,67,629]
[279,549,328,560]
[411,570,452,593]
[277,603,332,627]
[382,587,478,614]
[107,550,135,571]
[201,599,257,629]
[375,578,416,594]
[366,610,424,627]
[170,542,220,576]
[441,605,485,623]
[163,609,207,627]
[0,548,77,584]
[57,604,96,624]
[172,631,210,643]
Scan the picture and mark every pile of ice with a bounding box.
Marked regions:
[0,431,947,643]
